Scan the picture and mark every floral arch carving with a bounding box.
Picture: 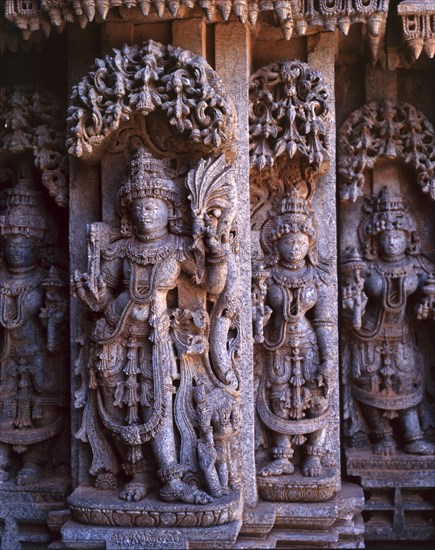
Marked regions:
[249,59,330,174]
[338,100,435,202]
[0,86,68,207]
[67,40,236,160]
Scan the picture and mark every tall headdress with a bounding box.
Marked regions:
[116,148,182,235]
[0,167,51,245]
[359,186,419,257]
[260,187,318,265]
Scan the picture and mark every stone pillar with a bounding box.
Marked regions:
[214,21,257,510]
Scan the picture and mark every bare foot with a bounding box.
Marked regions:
[404,439,434,455]
[16,467,41,486]
[373,436,396,456]
[160,479,212,504]
[259,458,294,477]
[302,455,322,477]
[119,482,148,502]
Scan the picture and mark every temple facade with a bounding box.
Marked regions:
[0,1,434,548]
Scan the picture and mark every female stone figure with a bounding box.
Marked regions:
[0,174,66,485]
[73,148,230,503]
[342,186,435,456]
[254,188,334,479]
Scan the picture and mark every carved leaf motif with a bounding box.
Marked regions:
[249,60,330,173]
[67,41,235,159]
[0,86,68,207]
[339,101,435,202]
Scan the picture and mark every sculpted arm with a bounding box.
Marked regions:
[312,282,335,398]
[73,257,122,312]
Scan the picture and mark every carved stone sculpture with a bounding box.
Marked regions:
[249,59,330,173]
[4,0,389,53]
[0,167,67,486]
[338,101,435,203]
[398,0,435,60]
[341,186,434,456]
[0,86,68,207]
[252,182,336,502]
[71,147,241,527]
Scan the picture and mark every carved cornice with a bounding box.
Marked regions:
[338,101,435,202]
[67,40,235,159]
[4,0,389,45]
[249,60,330,173]
[0,86,68,207]
[398,0,435,60]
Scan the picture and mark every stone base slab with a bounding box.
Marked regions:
[236,483,365,548]
[346,447,435,487]
[62,519,242,549]
[257,467,339,502]
[68,487,241,528]
[0,477,70,550]
[346,447,435,541]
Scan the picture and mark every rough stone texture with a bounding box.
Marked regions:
[339,99,435,542]
[0,4,434,549]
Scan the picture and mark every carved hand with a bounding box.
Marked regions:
[317,359,334,399]
[72,271,109,311]
[203,211,226,258]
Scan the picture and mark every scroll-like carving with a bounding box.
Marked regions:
[0,167,68,485]
[0,86,68,207]
[339,101,435,203]
[71,147,241,524]
[341,186,435,456]
[398,0,435,60]
[249,60,330,173]
[67,41,235,160]
[4,0,389,52]
[252,179,336,502]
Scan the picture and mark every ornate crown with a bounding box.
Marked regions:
[366,186,415,236]
[280,188,310,216]
[0,168,48,243]
[117,148,179,209]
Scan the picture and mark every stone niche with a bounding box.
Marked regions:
[339,100,435,542]
[62,39,250,549]
[0,86,70,549]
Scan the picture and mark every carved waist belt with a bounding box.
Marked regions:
[352,384,423,410]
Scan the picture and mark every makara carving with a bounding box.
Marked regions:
[341,186,435,457]
[0,166,68,486]
[4,0,389,50]
[249,60,330,174]
[67,41,235,160]
[0,86,68,207]
[339,101,435,203]
[72,147,241,525]
[398,0,435,60]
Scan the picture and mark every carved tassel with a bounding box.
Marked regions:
[200,0,215,21]
[167,0,180,16]
[152,0,166,17]
[82,0,96,21]
[96,0,111,19]
[127,444,143,464]
[338,16,351,36]
[248,1,259,25]
[234,0,248,24]
[218,0,232,20]
[138,0,152,15]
